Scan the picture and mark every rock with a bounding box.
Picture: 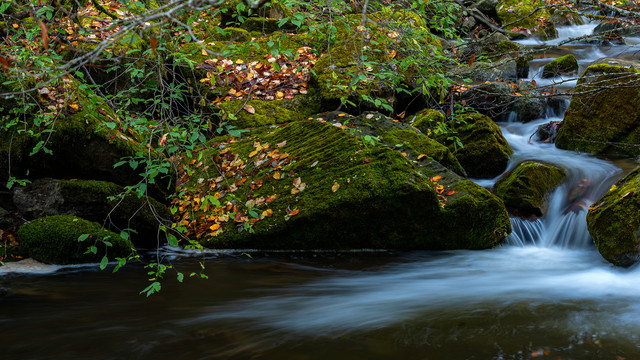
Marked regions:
[12,179,170,247]
[555,62,640,156]
[178,119,510,250]
[494,161,566,216]
[216,94,322,128]
[459,81,546,122]
[496,0,558,40]
[533,120,562,143]
[0,78,144,188]
[17,215,135,265]
[434,113,513,178]
[594,20,640,37]
[454,34,529,81]
[587,166,640,266]
[541,54,579,78]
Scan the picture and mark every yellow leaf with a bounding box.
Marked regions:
[209,224,221,231]
[291,188,300,195]
[236,59,244,64]
[201,48,208,56]
[435,184,445,194]
[12,24,19,29]
[69,103,80,112]
[273,171,281,180]
[609,184,617,192]
[249,150,258,157]
[389,50,397,59]
[417,154,428,161]
[276,91,284,99]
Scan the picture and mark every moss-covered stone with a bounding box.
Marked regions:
[459,81,545,122]
[541,54,578,78]
[587,166,640,266]
[12,178,170,248]
[496,0,557,40]
[555,63,640,156]
[434,113,513,178]
[186,119,510,250]
[494,161,566,216]
[17,215,135,265]
[216,93,321,128]
[0,80,143,187]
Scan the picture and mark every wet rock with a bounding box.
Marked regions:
[496,0,557,40]
[13,178,170,248]
[541,54,578,78]
[555,62,640,156]
[494,161,566,217]
[432,113,513,178]
[587,166,640,267]
[459,81,546,122]
[532,120,562,143]
[17,215,135,265]
[184,118,510,250]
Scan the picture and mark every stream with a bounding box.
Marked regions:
[2,18,640,360]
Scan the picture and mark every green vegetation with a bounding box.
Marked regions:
[541,54,578,78]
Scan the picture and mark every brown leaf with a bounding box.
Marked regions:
[468,53,475,67]
[244,104,256,114]
[38,20,49,51]
[293,177,302,187]
[150,36,158,56]
[0,56,9,74]
[277,140,287,148]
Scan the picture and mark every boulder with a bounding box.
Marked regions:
[459,81,546,122]
[541,54,579,78]
[12,179,170,247]
[494,161,566,216]
[496,0,558,40]
[173,119,511,250]
[587,167,640,266]
[555,62,640,156]
[433,113,513,178]
[17,215,135,265]
[216,94,322,128]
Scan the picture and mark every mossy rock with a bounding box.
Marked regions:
[587,166,640,266]
[459,81,545,122]
[0,79,145,188]
[17,215,135,265]
[541,54,578,78]
[435,113,513,179]
[555,63,640,156]
[12,178,170,248]
[185,119,510,250]
[494,161,566,216]
[216,92,322,128]
[496,0,557,40]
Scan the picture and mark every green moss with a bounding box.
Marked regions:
[186,119,509,250]
[496,0,557,39]
[541,54,578,78]
[216,93,322,128]
[436,113,513,178]
[412,109,447,135]
[555,64,640,155]
[587,166,640,266]
[494,161,566,216]
[17,215,135,264]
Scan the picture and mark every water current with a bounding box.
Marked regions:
[2,18,640,360]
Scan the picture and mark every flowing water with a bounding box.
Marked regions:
[2,18,640,360]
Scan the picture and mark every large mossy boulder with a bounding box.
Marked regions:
[494,161,566,216]
[17,215,135,265]
[176,119,510,250]
[496,0,557,40]
[12,179,170,247]
[459,81,546,122]
[0,79,143,187]
[541,54,578,78]
[216,93,322,128]
[587,167,640,266]
[555,62,640,156]
[434,113,513,178]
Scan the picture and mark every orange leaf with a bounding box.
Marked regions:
[446,190,455,196]
[332,183,340,192]
[435,184,445,194]
[150,36,158,56]
[209,224,221,231]
[288,208,300,216]
[430,175,442,182]
[261,209,273,218]
[401,152,408,157]
[417,154,429,161]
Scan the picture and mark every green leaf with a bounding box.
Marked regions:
[177,272,184,282]
[167,233,179,247]
[78,234,90,242]
[120,231,130,241]
[99,255,109,270]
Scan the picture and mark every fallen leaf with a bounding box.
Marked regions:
[623,191,634,198]
[446,190,455,196]
[277,140,287,148]
[0,56,9,74]
[435,184,445,194]
[273,171,282,180]
[468,53,475,67]
[244,104,256,114]
[150,36,158,56]
[417,154,429,161]
[332,183,340,192]
[293,177,302,187]
[209,224,221,231]
[430,175,442,182]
